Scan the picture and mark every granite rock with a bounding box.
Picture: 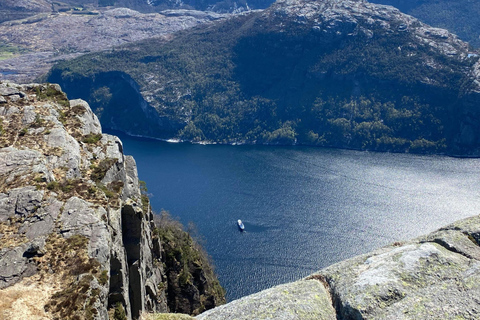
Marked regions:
[0,82,168,319]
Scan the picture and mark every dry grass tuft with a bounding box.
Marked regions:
[0,218,28,249]
[140,312,195,320]
[0,274,59,320]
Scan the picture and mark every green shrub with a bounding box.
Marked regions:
[18,128,28,136]
[46,181,59,190]
[114,302,127,320]
[82,133,102,144]
[154,211,226,313]
[98,270,109,286]
[90,158,116,182]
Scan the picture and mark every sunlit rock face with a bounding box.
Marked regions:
[0,81,167,319]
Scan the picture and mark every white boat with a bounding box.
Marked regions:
[237,219,245,231]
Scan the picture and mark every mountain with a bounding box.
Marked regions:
[0,81,225,319]
[371,0,480,48]
[0,0,52,23]
[0,8,226,83]
[47,0,480,155]
[0,0,257,17]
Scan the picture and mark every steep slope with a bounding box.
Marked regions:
[371,0,480,48]
[0,81,224,319]
[48,0,480,155]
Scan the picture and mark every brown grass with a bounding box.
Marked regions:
[0,273,59,320]
[0,218,28,249]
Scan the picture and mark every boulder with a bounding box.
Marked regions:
[197,279,336,320]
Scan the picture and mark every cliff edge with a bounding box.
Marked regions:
[195,214,480,319]
[0,81,224,320]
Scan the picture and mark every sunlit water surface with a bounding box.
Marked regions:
[111,131,480,301]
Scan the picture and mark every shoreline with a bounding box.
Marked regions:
[104,128,480,159]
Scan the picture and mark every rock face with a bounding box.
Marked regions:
[0,81,224,320]
[196,214,480,319]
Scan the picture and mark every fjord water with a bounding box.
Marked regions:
[113,132,480,301]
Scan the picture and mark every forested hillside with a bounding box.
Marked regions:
[47,0,480,155]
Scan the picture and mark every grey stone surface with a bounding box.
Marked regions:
[70,99,103,136]
[10,186,44,217]
[0,148,47,182]
[45,127,82,178]
[22,105,37,125]
[0,83,170,319]
[0,85,20,96]
[312,224,480,319]
[0,243,37,289]
[123,155,142,201]
[197,280,336,320]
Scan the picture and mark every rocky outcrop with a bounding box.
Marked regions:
[195,214,480,319]
[0,81,224,320]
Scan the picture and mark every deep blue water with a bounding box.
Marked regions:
[111,131,480,301]
[0,71,16,76]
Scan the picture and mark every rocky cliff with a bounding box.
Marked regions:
[0,81,224,320]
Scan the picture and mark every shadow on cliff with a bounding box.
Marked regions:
[48,70,183,139]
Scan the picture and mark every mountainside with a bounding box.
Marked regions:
[0,0,52,23]
[48,0,480,155]
[0,8,226,83]
[0,81,224,319]
[0,0,255,17]
[371,0,480,48]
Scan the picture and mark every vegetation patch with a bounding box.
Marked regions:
[41,234,103,320]
[98,270,109,286]
[30,114,46,129]
[0,217,28,249]
[47,8,480,154]
[0,43,26,60]
[71,103,87,115]
[82,133,102,144]
[90,158,117,182]
[155,211,225,315]
[139,180,149,213]
[141,313,194,320]
[18,127,28,136]
[35,84,70,108]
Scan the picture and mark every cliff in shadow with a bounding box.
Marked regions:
[0,81,224,320]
